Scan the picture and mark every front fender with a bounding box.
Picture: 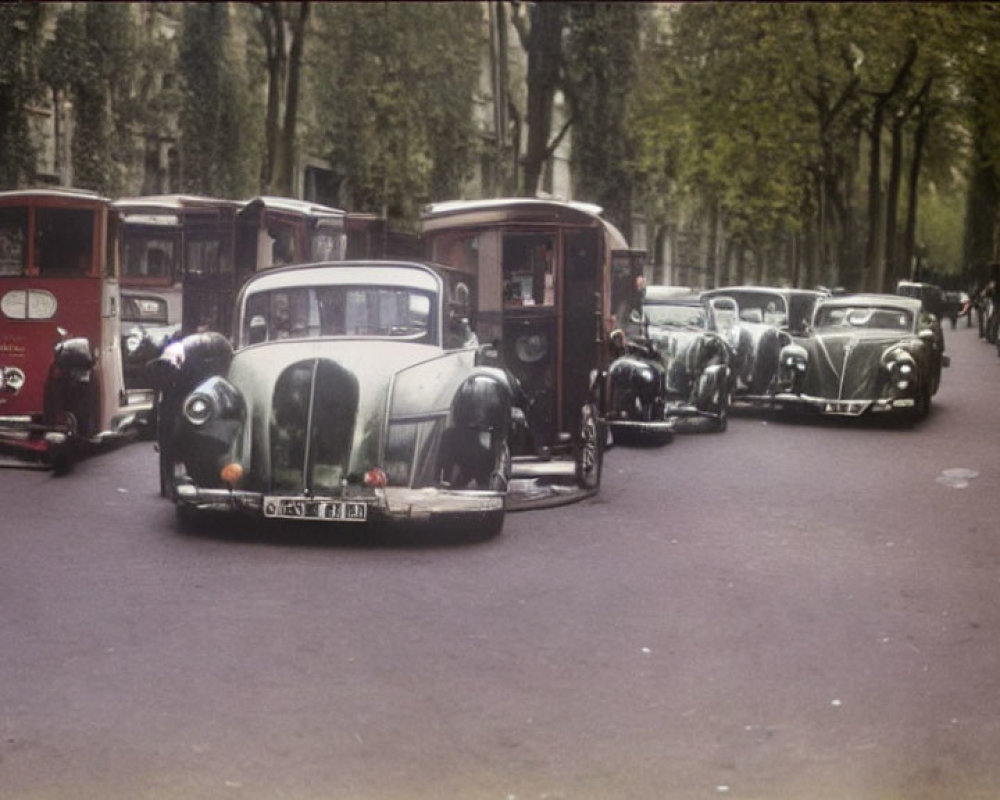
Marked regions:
[175,375,246,487]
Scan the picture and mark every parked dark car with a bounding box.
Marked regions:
[773,293,948,423]
[896,280,945,321]
[152,261,515,538]
[607,289,731,439]
[700,286,826,402]
[121,291,180,391]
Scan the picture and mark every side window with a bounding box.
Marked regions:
[186,233,232,276]
[0,206,28,276]
[36,207,95,277]
[502,232,556,308]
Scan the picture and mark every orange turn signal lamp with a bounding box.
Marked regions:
[221,462,244,486]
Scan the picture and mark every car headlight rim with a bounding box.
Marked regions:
[183,393,214,426]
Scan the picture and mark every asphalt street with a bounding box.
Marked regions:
[2,321,999,800]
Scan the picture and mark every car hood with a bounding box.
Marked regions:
[225,339,472,493]
[801,330,919,399]
[648,327,727,392]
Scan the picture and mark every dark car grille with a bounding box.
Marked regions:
[269,359,360,494]
[806,337,887,400]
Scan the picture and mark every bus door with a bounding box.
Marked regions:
[181,207,237,336]
[500,230,559,440]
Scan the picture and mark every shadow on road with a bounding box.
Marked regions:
[171,508,503,550]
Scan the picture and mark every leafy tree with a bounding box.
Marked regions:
[178,3,259,198]
[40,3,135,195]
[311,2,482,226]
[0,4,43,188]
[564,2,643,233]
[509,1,568,197]
[251,2,310,196]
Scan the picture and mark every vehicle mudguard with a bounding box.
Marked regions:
[54,337,95,373]
[608,355,665,404]
[176,375,246,487]
[148,331,233,396]
[44,337,97,439]
[439,372,513,489]
[450,372,513,433]
[695,362,729,411]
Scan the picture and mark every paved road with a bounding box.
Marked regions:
[3,324,999,800]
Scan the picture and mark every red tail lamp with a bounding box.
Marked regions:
[363,467,388,488]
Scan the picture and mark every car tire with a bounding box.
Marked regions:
[470,508,506,541]
[175,504,206,533]
[574,403,603,491]
[711,393,729,433]
[158,449,174,499]
[749,331,780,394]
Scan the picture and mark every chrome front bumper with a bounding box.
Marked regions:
[772,392,916,415]
[606,418,677,434]
[173,482,504,521]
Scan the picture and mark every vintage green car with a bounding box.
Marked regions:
[773,293,949,423]
[153,261,514,538]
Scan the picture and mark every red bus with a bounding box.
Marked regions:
[0,189,151,471]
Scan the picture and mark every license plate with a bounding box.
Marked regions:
[823,401,866,416]
[263,496,368,522]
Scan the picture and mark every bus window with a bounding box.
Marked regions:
[123,236,176,280]
[503,232,555,308]
[0,206,27,276]
[186,234,231,276]
[431,232,480,272]
[36,207,95,277]
[311,228,345,262]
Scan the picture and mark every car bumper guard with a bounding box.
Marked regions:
[173,482,504,521]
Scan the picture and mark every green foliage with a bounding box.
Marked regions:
[564,2,643,232]
[39,3,135,195]
[0,4,43,187]
[178,4,259,198]
[631,2,999,287]
[919,181,965,273]
[311,2,483,227]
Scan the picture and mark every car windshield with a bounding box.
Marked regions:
[242,284,435,346]
[814,305,913,331]
[644,303,705,328]
[122,294,169,324]
[711,291,788,326]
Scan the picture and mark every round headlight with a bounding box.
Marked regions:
[125,334,142,353]
[183,394,213,426]
[898,363,913,375]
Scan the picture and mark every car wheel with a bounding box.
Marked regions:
[488,438,511,492]
[175,503,208,534]
[918,381,932,419]
[749,332,780,394]
[49,412,78,476]
[711,391,730,433]
[158,448,174,499]
[574,403,603,490]
[471,508,506,541]
[902,383,931,427]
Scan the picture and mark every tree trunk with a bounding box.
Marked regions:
[883,113,905,291]
[901,78,932,281]
[259,3,285,192]
[864,102,885,291]
[274,2,309,197]
[516,2,565,196]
